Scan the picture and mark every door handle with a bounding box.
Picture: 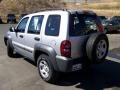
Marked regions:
[34,37,40,41]
[19,35,24,38]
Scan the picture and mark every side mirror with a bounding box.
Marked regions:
[9,27,16,32]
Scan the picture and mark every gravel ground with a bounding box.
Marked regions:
[0,24,120,90]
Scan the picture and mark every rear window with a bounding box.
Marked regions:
[111,16,120,23]
[69,14,102,36]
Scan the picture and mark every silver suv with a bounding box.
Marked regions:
[4,10,109,83]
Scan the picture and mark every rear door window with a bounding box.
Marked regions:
[69,14,102,36]
[28,15,44,34]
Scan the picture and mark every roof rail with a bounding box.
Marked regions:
[39,8,67,11]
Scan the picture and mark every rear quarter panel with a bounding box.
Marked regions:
[41,11,69,56]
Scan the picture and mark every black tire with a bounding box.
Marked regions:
[86,32,109,64]
[37,54,59,83]
[7,40,14,57]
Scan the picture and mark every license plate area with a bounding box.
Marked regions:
[72,64,82,71]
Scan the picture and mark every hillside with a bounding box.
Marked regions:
[65,0,120,16]
[0,0,63,15]
[0,0,120,17]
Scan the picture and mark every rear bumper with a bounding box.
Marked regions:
[56,56,82,72]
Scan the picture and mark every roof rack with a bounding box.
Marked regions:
[39,8,67,11]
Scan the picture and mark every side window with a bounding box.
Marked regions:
[28,15,44,34]
[17,17,29,33]
[45,15,61,36]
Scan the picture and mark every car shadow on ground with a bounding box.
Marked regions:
[21,50,120,90]
[107,31,120,34]
[55,60,120,90]
[22,56,120,90]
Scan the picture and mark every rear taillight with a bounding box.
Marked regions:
[96,18,104,32]
[60,40,71,58]
[96,22,104,32]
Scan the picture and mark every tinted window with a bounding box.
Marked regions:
[69,14,99,36]
[8,14,15,17]
[28,15,44,34]
[17,17,29,33]
[111,17,120,24]
[45,15,61,36]
[110,20,119,25]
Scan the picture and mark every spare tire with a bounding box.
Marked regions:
[86,32,109,63]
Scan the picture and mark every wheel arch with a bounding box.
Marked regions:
[4,37,8,46]
[34,44,59,71]
[7,37,14,49]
